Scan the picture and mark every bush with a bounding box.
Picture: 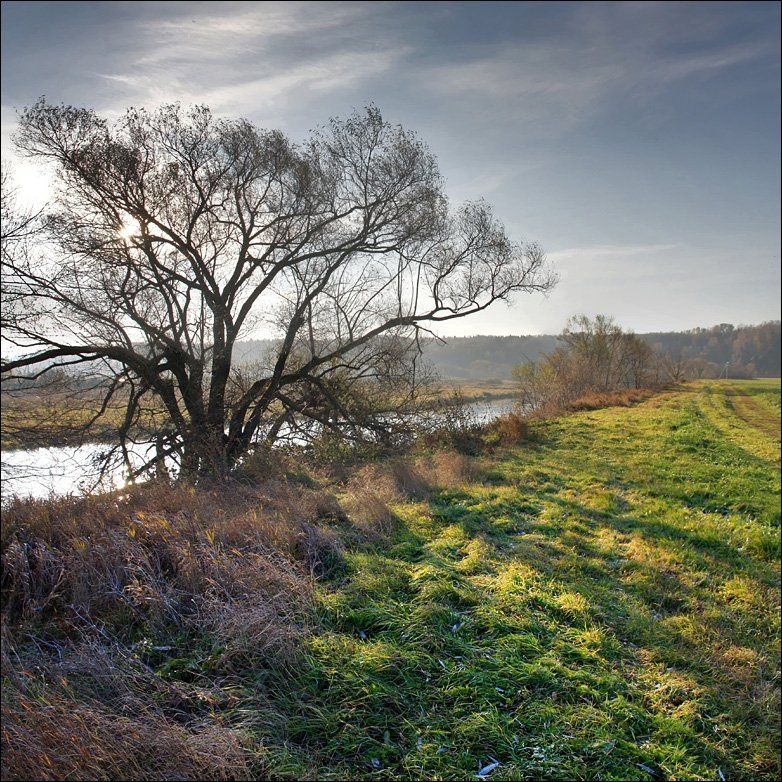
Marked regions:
[494,411,531,443]
[422,391,485,455]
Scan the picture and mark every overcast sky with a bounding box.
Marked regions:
[1,0,780,336]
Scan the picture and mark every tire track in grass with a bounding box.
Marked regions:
[696,382,780,465]
[728,389,781,444]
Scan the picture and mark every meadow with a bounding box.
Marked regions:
[2,380,779,780]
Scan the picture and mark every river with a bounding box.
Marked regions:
[0,397,517,501]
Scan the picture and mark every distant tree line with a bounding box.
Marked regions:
[149,320,782,384]
[643,321,780,380]
[402,322,779,380]
[511,315,780,415]
[7,320,777,395]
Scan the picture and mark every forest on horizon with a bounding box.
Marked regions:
[234,320,781,381]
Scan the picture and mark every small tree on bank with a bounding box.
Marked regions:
[513,315,659,412]
[1,101,555,478]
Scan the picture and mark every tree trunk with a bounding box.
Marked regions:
[180,425,232,480]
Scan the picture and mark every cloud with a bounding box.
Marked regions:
[416,5,775,136]
[1,1,778,333]
[98,48,405,117]
[548,244,680,263]
[547,243,687,284]
[88,2,405,121]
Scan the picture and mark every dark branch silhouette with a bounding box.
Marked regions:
[2,100,555,478]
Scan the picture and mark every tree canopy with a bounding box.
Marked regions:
[1,101,555,477]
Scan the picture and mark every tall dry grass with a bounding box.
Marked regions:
[2,635,258,781]
[0,475,349,780]
[341,451,476,539]
[1,444,481,780]
[559,387,658,412]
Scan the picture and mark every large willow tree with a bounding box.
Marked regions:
[1,101,554,477]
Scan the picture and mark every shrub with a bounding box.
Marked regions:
[494,411,531,443]
[422,392,485,455]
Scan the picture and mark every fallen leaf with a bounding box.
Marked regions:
[477,758,500,778]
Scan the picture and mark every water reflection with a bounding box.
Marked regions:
[1,398,517,500]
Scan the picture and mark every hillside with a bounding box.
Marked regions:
[234,322,781,381]
[2,380,779,780]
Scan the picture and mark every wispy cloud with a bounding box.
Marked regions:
[417,4,775,135]
[98,48,405,117]
[63,3,406,125]
[548,244,681,263]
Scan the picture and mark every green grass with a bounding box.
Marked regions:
[256,380,780,780]
[4,380,779,780]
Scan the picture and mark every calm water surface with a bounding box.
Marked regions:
[1,398,518,500]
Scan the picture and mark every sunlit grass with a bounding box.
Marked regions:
[266,379,780,780]
[3,380,779,780]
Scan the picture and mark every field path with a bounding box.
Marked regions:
[726,384,781,441]
[688,381,780,465]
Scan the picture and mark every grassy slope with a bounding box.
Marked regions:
[268,380,780,780]
[3,381,779,781]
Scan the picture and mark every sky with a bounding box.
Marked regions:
[1,0,780,336]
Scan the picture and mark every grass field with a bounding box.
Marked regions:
[2,380,779,780]
[274,380,780,780]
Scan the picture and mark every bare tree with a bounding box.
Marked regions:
[1,101,555,478]
[1,166,42,331]
[686,357,718,379]
[622,335,655,388]
[513,314,660,412]
[559,314,653,391]
[659,350,689,383]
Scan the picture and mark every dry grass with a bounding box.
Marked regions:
[1,695,252,781]
[340,460,420,541]
[1,482,316,627]
[1,636,258,781]
[559,387,658,413]
[341,452,477,538]
[0,447,482,780]
[417,450,476,488]
[492,410,531,443]
[0,476,341,780]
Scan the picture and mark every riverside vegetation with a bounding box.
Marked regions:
[1,380,780,780]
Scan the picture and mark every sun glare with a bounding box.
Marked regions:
[118,216,139,241]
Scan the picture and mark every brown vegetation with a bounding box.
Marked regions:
[0,443,484,780]
[2,647,256,781]
[559,387,659,412]
[512,314,677,417]
[492,410,531,443]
